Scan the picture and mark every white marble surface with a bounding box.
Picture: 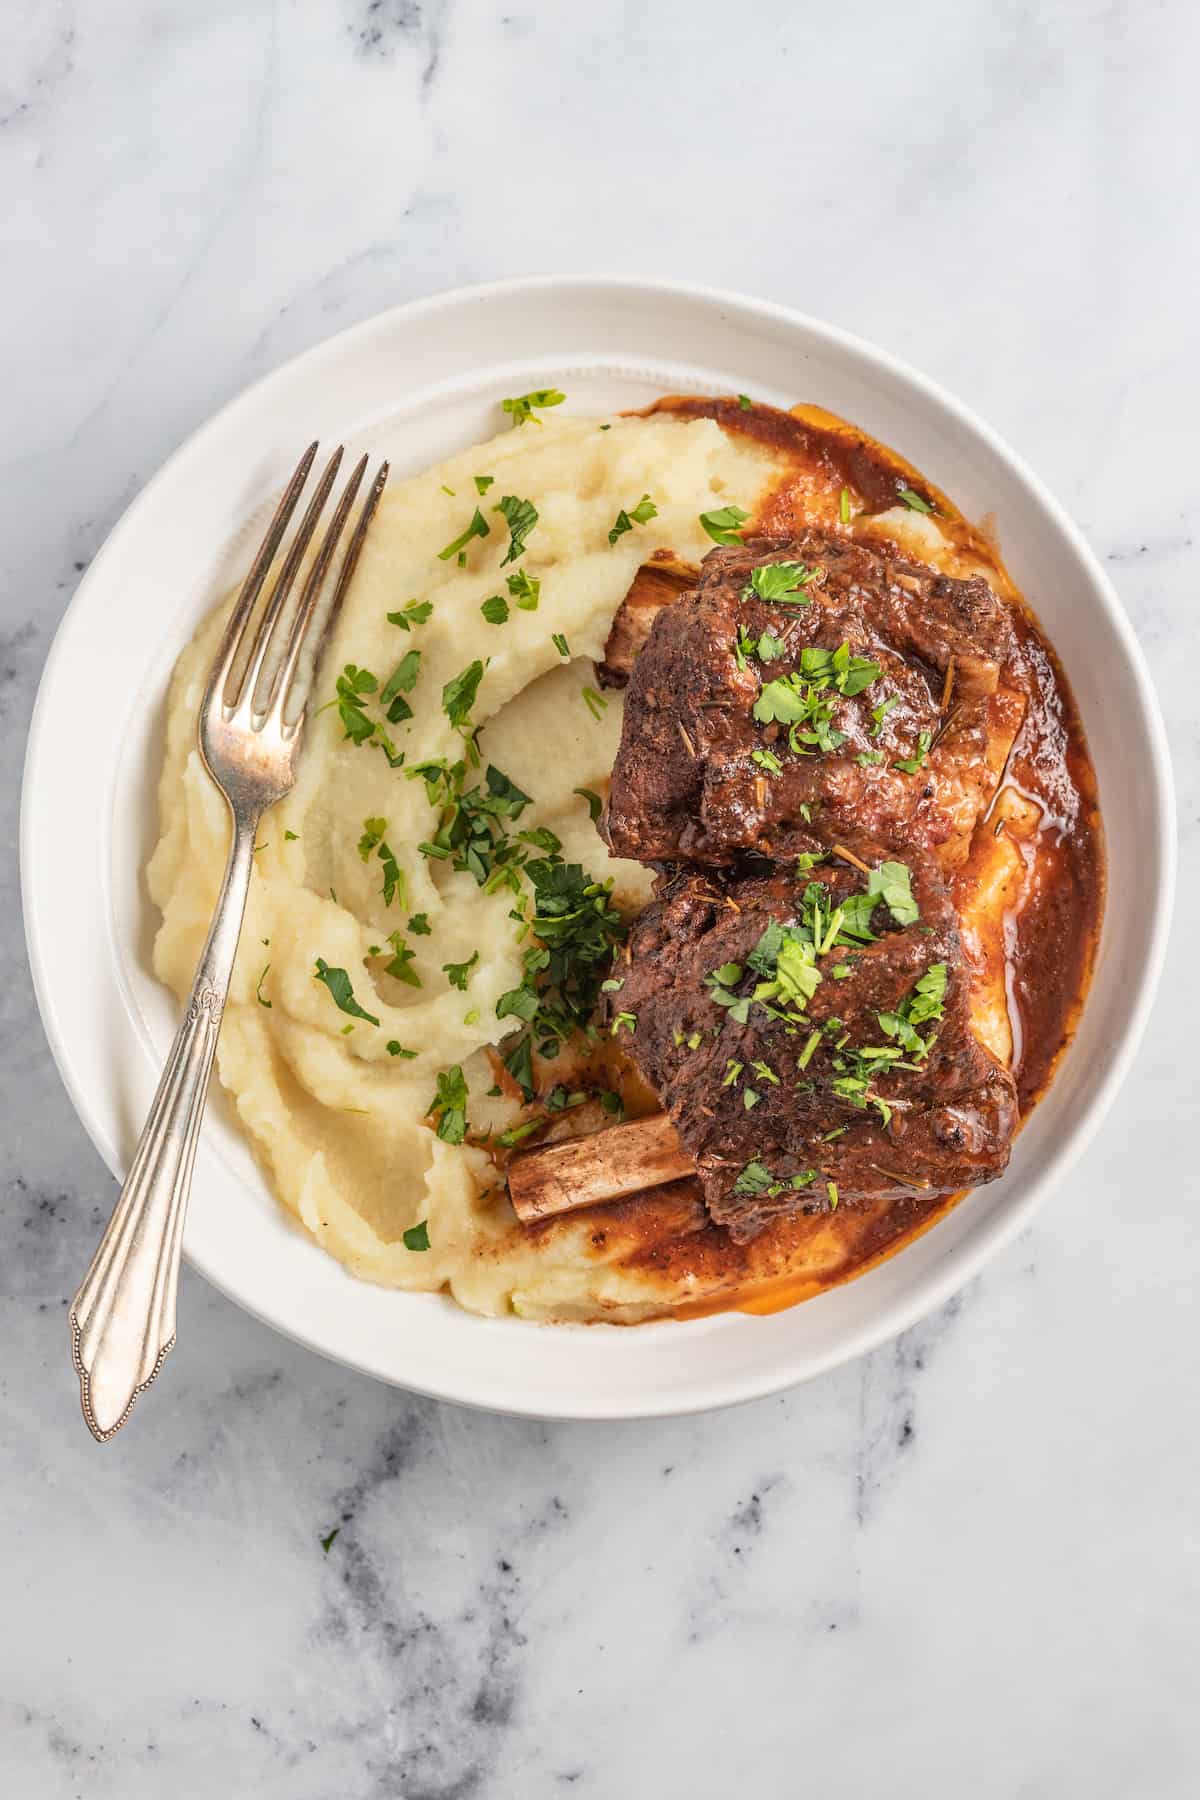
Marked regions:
[2,1,1197,1793]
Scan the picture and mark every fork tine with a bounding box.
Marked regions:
[204,443,318,709]
[234,445,345,716]
[270,457,388,731]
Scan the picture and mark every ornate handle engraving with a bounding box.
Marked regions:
[71,822,259,1439]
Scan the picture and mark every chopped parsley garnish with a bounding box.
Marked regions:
[354,824,383,864]
[255,964,271,1008]
[410,759,626,1100]
[334,664,379,743]
[497,859,628,1096]
[610,1011,637,1036]
[387,599,434,632]
[696,863,921,1044]
[495,986,539,1025]
[428,1066,469,1143]
[381,929,421,988]
[495,1119,542,1149]
[358,817,406,909]
[494,495,538,564]
[723,1060,744,1085]
[443,952,479,991]
[893,730,933,774]
[608,493,658,545]
[326,669,408,766]
[825,861,919,944]
[878,963,948,1057]
[898,487,934,514]
[412,759,532,888]
[506,569,540,610]
[314,960,379,1027]
[408,912,431,936]
[866,861,919,927]
[284,830,299,841]
[748,931,822,1018]
[856,750,883,766]
[751,748,782,775]
[545,1085,587,1113]
[321,1529,339,1553]
[907,962,948,1022]
[732,1160,818,1198]
[501,388,566,427]
[699,504,750,546]
[745,561,815,602]
[552,632,570,657]
[481,594,509,624]
[581,685,607,720]
[437,507,490,562]
[574,787,603,821]
[798,643,882,697]
[380,650,421,723]
[474,475,495,494]
[387,1040,417,1058]
[822,961,949,1121]
[518,825,562,855]
[752,677,811,726]
[737,393,753,410]
[870,693,898,735]
[840,486,851,525]
[403,1220,431,1251]
[751,643,882,754]
[703,961,752,1024]
[442,660,485,733]
[733,624,758,670]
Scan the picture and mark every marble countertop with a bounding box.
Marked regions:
[3,2,1196,1794]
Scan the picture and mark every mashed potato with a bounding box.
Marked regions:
[148,411,779,1318]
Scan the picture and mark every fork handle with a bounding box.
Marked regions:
[70,809,261,1440]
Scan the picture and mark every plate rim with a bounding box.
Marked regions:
[21,274,1177,1418]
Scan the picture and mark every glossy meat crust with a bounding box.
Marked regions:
[600,857,1017,1242]
[605,534,1018,869]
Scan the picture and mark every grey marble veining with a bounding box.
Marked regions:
[2,2,1197,1794]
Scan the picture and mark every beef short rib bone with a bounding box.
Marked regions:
[508,1113,691,1222]
[605,534,1022,871]
[599,556,698,687]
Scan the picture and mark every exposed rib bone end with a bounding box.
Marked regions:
[508,1113,691,1223]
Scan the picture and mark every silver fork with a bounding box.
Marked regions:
[70,443,388,1442]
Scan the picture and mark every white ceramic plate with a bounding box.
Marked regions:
[22,278,1174,1418]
